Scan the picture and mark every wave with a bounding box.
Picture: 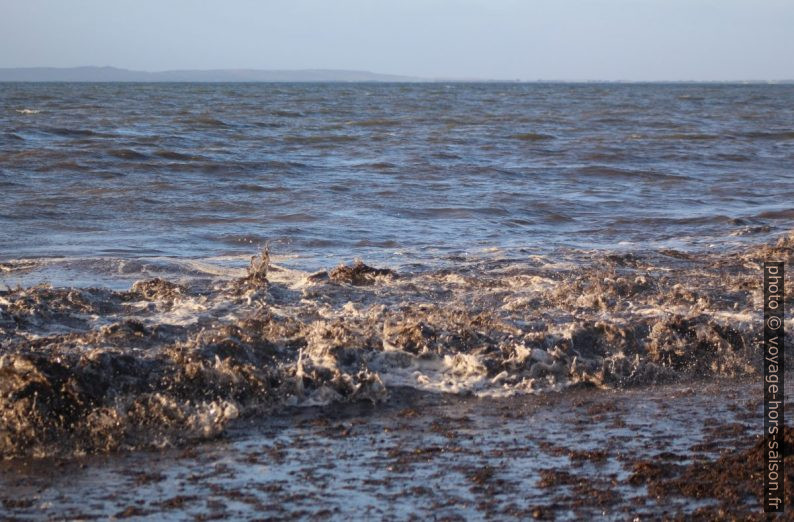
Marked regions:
[654,130,794,142]
[741,130,794,140]
[283,134,359,144]
[108,148,149,160]
[235,183,269,192]
[575,166,690,182]
[611,214,737,226]
[42,127,112,138]
[510,132,555,141]
[269,212,318,223]
[155,150,207,161]
[755,208,794,220]
[353,161,398,170]
[347,119,403,127]
[181,116,232,128]
[402,206,511,219]
[2,233,791,459]
[269,110,305,118]
[657,133,723,141]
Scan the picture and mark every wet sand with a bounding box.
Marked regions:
[0,377,780,520]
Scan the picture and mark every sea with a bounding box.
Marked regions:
[2,83,792,286]
[0,84,792,512]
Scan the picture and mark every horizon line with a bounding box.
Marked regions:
[0,65,792,84]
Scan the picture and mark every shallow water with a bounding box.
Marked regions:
[0,380,770,520]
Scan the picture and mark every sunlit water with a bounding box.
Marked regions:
[0,82,791,468]
[2,83,793,286]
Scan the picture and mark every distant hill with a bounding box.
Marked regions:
[3,67,786,84]
[0,66,426,82]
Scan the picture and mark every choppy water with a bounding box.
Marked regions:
[2,83,793,284]
[0,83,792,458]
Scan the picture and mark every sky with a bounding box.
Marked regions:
[1,0,793,81]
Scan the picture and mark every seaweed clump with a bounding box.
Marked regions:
[634,427,794,517]
[130,279,186,302]
[329,260,396,286]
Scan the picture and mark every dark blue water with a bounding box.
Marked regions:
[1,83,793,283]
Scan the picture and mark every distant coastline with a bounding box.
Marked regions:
[0,66,426,83]
[0,66,791,83]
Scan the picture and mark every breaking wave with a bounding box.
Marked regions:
[1,233,791,459]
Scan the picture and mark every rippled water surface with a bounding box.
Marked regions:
[2,83,793,283]
[1,82,793,464]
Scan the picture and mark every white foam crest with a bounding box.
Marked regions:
[368,350,537,398]
[166,258,248,279]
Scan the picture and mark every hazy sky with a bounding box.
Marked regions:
[1,0,792,81]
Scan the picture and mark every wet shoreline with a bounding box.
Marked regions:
[0,378,779,520]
